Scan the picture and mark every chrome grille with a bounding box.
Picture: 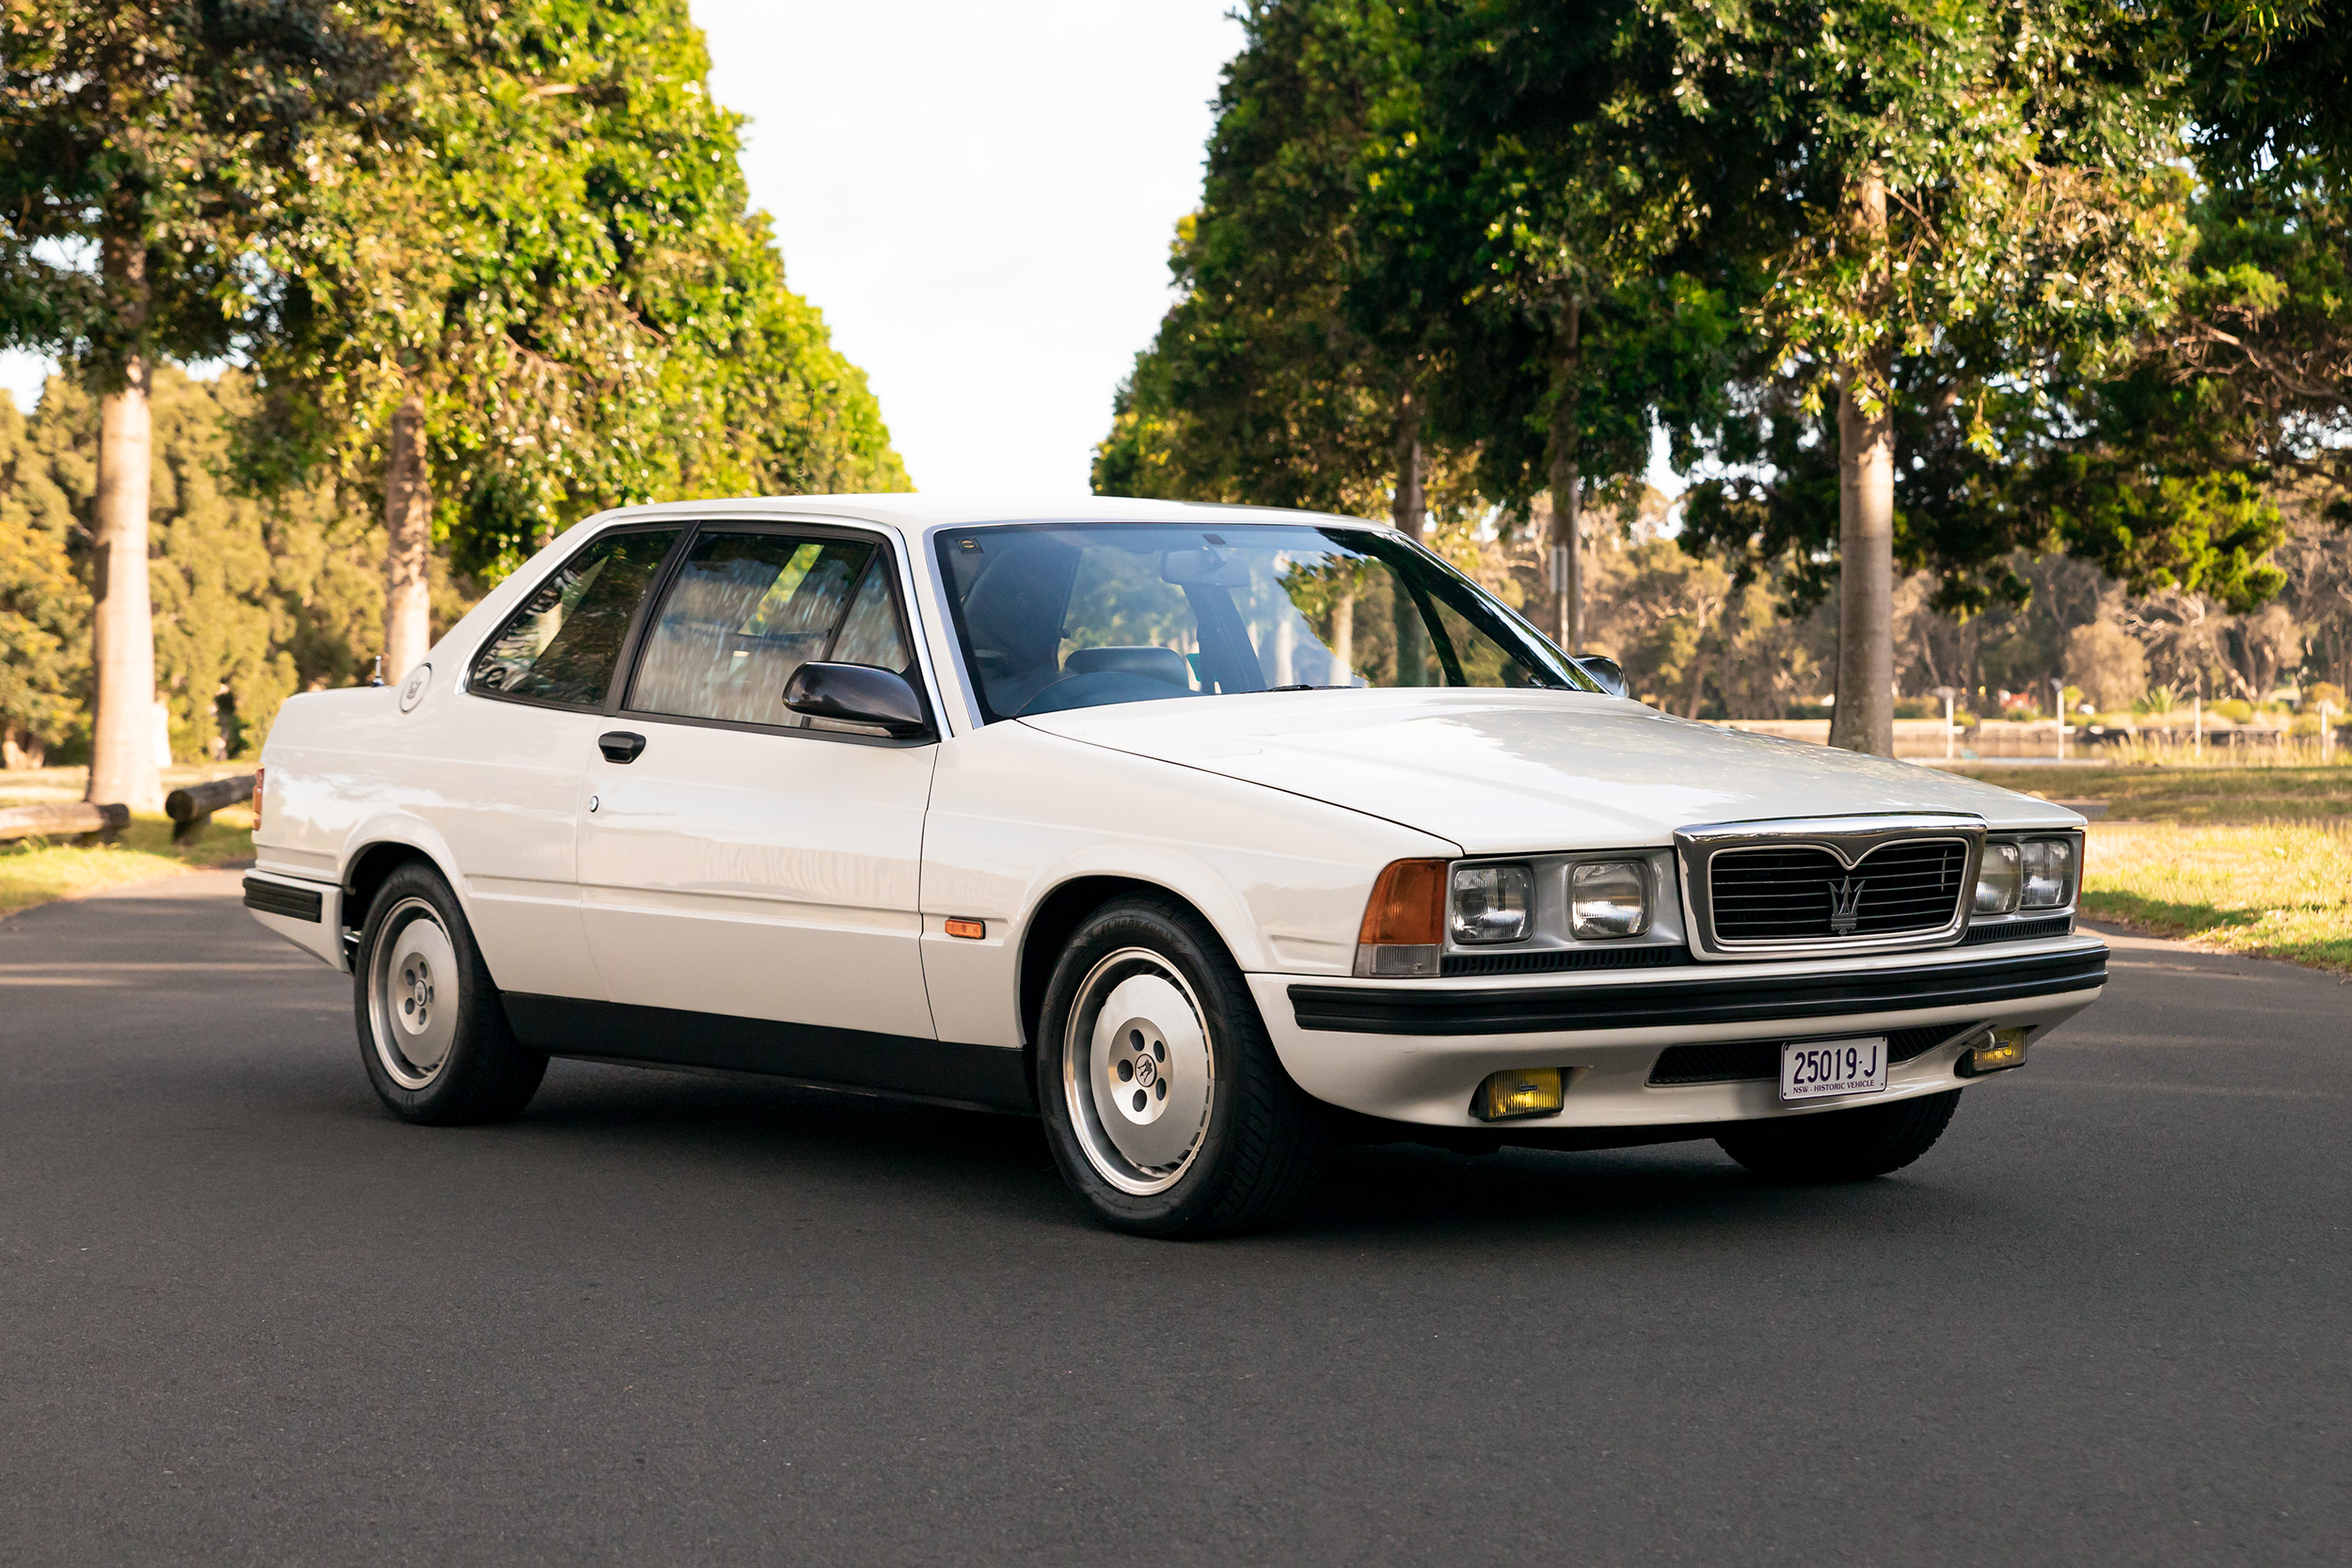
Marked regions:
[1708,838,1968,943]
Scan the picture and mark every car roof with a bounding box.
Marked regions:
[590,493,1379,536]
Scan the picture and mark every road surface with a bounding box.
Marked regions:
[1,869,2344,1564]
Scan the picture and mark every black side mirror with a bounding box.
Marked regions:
[783,662,931,737]
[1571,654,1629,698]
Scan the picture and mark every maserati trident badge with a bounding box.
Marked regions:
[1828,876,1865,936]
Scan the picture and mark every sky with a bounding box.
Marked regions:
[697,0,1245,495]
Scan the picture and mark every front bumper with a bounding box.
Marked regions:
[1249,936,2106,1129]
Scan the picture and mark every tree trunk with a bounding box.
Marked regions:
[87,231,164,814]
[1829,170,1896,758]
[1390,387,1425,545]
[381,393,434,681]
[1546,294,1583,654]
[1391,388,1427,685]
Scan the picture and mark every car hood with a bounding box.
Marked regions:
[1019,689,2076,854]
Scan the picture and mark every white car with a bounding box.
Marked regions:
[246,497,2104,1235]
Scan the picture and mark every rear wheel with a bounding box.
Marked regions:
[355,863,546,1124]
[1036,895,1327,1238]
[1716,1089,1960,1181]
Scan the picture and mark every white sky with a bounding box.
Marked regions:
[697,0,1246,495]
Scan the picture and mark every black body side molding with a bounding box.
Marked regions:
[500,993,1033,1114]
[243,877,324,923]
[1288,945,2108,1037]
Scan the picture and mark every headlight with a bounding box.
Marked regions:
[2020,839,2074,908]
[1451,863,1533,944]
[1974,841,2021,914]
[1570,860,1650,939]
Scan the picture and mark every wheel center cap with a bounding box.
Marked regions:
[1134,1053,1158,1087]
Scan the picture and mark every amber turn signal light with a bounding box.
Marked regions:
[1473,1067,1565,1121]
[1353,859,1446,978]
[944,917,986,940]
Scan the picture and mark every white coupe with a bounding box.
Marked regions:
[246,497,2104,1235]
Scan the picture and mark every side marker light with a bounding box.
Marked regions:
[945,917,986,940]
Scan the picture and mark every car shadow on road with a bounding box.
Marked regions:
[490,1059,1990,1247]
[1291,1138,1994,1247]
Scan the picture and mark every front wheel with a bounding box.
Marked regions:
[1036,895,1327,1238]
[1715,1089,1961,1181]
[355,862,547,1124]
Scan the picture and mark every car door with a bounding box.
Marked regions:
[576,522,940,1051]
[436,523,684,1000]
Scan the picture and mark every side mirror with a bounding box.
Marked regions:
[782,662,931,737]
[1571,654,1629,698]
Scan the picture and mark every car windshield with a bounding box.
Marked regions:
[935,521,1591,721]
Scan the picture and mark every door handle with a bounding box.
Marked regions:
[597,731,647,765]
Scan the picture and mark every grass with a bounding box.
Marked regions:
[0,809,255,918]
[1954,762,2352,972]
[1951,762,2352,824]
[0,763,258,918]
[2081,820,2352,976]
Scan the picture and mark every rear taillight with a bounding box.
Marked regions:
[251,766,263,834]
[1352,859,1446,978]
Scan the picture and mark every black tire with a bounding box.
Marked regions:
[1035,894,1328,1238]
[1715,1089,1961,1182]
[353,862,546,1125]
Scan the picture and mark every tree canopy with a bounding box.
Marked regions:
[1100,0,2344,755]
[0,0,906,774]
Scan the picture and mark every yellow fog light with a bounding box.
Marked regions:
[1963,1027,2031,1076]
[1473,1067,1565,1121]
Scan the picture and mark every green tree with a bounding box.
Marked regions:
[1095,2,1434,531]
[0,383,85,767]
[19,366,402,762]
[1601,0,2188,754]
[0,1,393,808]
[261,0,904,680]
[1347,0,1741,653]
[2090,1,2352,531]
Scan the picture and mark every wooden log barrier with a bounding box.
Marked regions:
[165,773,256,843]
[0,800,131,845]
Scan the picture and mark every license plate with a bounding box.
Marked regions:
[1780,1037,1890,1101]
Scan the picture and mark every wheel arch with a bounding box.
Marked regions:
[1017,875,1241,1066]
[340,830,462,956]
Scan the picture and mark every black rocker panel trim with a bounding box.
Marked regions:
[500,994,1032,1114]
[242,876,323,923]
[1287,946,2107,1037]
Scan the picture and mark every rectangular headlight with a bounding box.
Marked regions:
[1570,860,1650,939]
[2020,839,2074,909]
[1451,863,1533,944]
[1975,841,2021,915]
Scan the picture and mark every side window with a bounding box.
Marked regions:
[828,560,914,673]
[627,531,908,728]
[469,529,681,707]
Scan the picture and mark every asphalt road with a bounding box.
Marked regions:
[1,870,2344,1566]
